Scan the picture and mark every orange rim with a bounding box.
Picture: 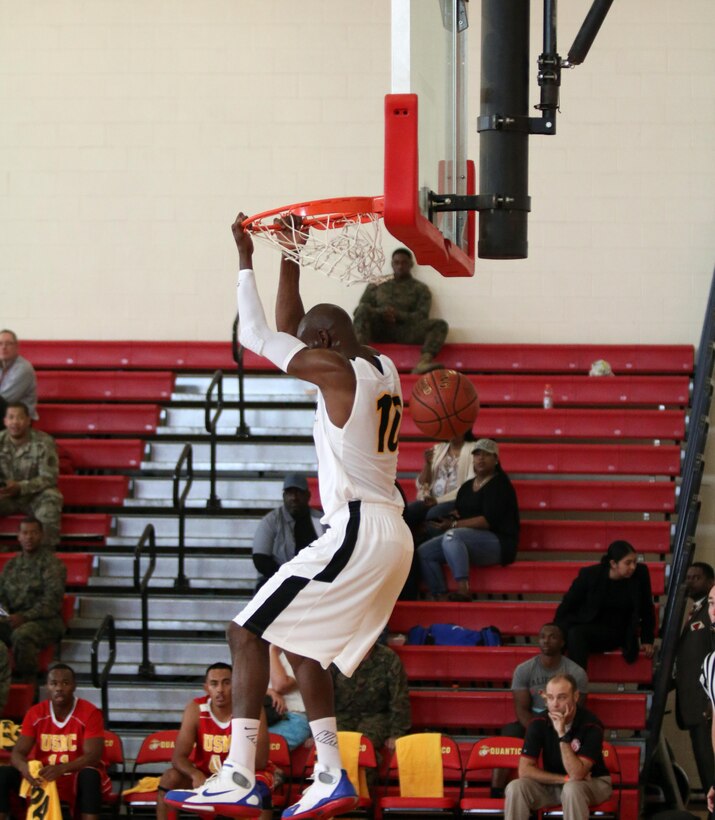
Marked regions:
[243,196,384,232]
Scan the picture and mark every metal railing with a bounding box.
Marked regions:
[642,267,715,787]
[173,443,193,591]
[232,312,251,438]
[204,369,224,510]
[90,614,116,726]
[134,523,157,679]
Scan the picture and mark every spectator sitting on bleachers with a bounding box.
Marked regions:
[158,662,272,820]
[0,517,66,713]
[352,247,448,374]
[505,674,612,820]
[417,439,520,601]
[555,540,655,670]
[0,663,111,820]
[0,402,63,548]
[332,641,411,762]
[491,623,588,797]
[0,331,37,421]
[267,645,311,751]
[251,473,325,590]
[404,430,475,543]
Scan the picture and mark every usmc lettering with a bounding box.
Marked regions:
[40,733,78,753]
[202,734,230,754]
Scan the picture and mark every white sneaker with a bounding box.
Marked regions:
[282,764,358,819]
[165,761,264,817]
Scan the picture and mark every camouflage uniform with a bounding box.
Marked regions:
[0,429,63,548]
[0,549,67,712]
[332,644,411,753]
[353,276,448,357]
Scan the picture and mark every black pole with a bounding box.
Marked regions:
[478,0,531,259]
[567,0,615,66]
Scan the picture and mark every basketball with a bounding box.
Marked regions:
[410,369,479,440]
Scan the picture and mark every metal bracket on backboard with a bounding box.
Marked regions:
[477,113,556,136]
[430,193,532,215]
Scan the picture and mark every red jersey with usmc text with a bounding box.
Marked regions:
[20,697,112,802]
[193,695,231,775]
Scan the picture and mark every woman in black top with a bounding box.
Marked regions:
[417,438,520,601]
[555,540,655,669]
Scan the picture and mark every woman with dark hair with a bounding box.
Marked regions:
[417,438,520,601]
[555,540,655,670]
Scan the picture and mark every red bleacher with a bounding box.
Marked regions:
[36,404,161,435]
[399,407,685,440]
[389,601,647,637]
[37,371,175,401]
[58,439,145,470]
[400,373,691,406]
[0,514,112,539]
[58,475,130,508]
[310,476,675,512]
[519,520,672,554]
[409,690,648,731]
[397,441,681,476]
[393,645,653,684]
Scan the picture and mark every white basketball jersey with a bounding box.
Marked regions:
[314,354,404,521]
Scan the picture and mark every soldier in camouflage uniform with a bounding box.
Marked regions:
[353,248,448,374]
[332,642,411,758]
[0,517,67,713]
[0,402,63,548]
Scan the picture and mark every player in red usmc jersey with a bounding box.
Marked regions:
[161,663,273,820]
[0,664,111,820]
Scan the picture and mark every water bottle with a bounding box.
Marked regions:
[543,384,554,409]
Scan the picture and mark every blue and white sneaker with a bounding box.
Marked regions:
[165,761,263,817]
[282,764,358,819]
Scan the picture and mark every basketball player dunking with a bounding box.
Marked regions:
[166,214,413,819]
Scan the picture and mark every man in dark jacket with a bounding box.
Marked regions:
[674,562,714,794]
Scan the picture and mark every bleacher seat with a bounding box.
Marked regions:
[0,553,93,585]
[397,441,681,476]
[58,440,145,470]
[310,477,676,512]
[379,342,694,374]
[400,374,691,407]
[1,684,35,720]
[399,407,685,440]
[409,691,647,732]
[37,404,161,435]
[38,371,175,401]
[393,645,653,685]
[59,475,130,508]
[518,520,671,554]
[0,514,112,540]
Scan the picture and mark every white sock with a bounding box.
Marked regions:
[309,717,342,771]
[227,717,260,773]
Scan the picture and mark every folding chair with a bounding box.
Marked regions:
[540,741,622,820]
[379,733,462,817]
[122,729,180,816]
[303,732,378,816]
[102,729,126,815]
[460,736,524,815]
[269,731,293,810]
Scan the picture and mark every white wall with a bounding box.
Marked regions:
[0,0,712,343]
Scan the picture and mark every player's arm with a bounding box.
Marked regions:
[171,701,204,786]
[513,689,533,729]
[10,734,41,787]
[269,645,297,695]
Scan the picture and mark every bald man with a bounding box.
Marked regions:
[166,216,412,820]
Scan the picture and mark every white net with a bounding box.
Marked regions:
[246,202,389,286]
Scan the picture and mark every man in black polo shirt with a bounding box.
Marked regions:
[505,674,612,820]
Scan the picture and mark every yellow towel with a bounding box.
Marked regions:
[121,776,162,796]
[0,720,20,750]
[395,733,443,798]
[19,760,62,820]
[337,732,370,799]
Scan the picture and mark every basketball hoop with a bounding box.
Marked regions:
[242,196,388,285]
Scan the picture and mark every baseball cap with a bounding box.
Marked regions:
[472,438,499,456]
[282,473,309,492]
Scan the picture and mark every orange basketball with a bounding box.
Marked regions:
[409,369,479,440]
